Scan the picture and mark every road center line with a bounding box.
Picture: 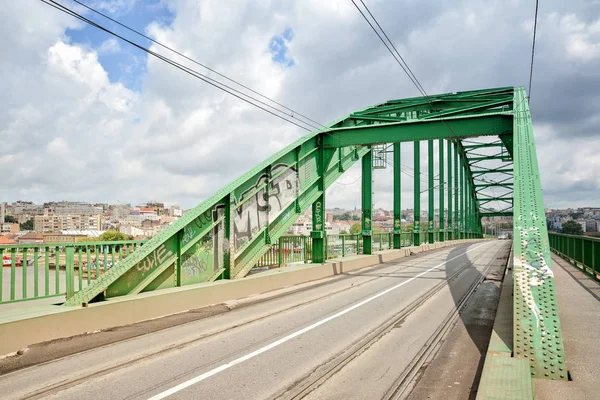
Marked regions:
[148,241,493,400]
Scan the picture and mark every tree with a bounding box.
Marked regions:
[340,230,348,234]
[560,220,583,235]
[338,212,352,221]
[350,223,361,234]
[20,219,33,231]
[4,215,17,223]
[99,231,130,241]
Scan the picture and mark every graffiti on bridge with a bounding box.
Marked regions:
[232,164,300,250]
[136,244,173,272]
[181,242,214,283]
[515,212,554,329]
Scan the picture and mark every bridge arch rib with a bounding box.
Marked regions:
[65,85,564,380]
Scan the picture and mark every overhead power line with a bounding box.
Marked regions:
[357,0,428,97]
[528,0,540,100]
[42,0,432,183]
[69,0,323,129]
[349,0,426,98]
[40,0,319,132]
[349,0,462,144]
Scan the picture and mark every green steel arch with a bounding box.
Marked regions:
[65,86,564,380]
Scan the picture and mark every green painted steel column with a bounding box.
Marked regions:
[463,177,471,239]
[428,140,434,243]
[463,161,467,239]
[311,194,325,263]
[447,140,453,241]
[393,142,402,249]
[460,154,465,239]
[413,141,421,246]
[467,165,472,238]
[223,194,233,279]
[362,148,373,254]
[439,139,445,242]
[311,143,326,263]
[513,87,566,379]
[454,143,459,239]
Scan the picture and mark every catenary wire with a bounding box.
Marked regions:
[40,0,318,132]
[68,0,323,129]
[528,0,540,100]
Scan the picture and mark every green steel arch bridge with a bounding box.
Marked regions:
[55,85,563,382]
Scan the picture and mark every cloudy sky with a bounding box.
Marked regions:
[1,0,599,211]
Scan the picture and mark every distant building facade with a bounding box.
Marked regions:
[34,215,101,232]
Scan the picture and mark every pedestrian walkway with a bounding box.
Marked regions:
[534,255,600,399]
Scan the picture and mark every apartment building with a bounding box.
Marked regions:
[34,215,101,232]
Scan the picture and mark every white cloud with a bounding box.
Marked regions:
[98,38,121,54]
[46,137,69,155]
[1,0,599,212]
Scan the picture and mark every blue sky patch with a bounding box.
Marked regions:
[269,27,295,67]
[65,0,174,92]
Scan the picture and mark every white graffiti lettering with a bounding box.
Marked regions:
[136,244,174,272]
[233,164,300,249]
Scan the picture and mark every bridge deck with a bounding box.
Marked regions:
[0,241,507,399]
[534,255,600,399]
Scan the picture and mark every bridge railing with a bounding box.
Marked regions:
[255,236,313,268]
[549,232,600,282]
[326,234,362,259]
[1,230,458,304]
[256,231,436,267]
[0,239,147,304]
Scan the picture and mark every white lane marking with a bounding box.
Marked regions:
[148,241,493,400]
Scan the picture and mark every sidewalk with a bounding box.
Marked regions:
[534,255,600,399]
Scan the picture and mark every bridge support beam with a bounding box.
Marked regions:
[439,139,445,242]
[362,149,373,254]
[428,140,434,244]
[466,178,470,239]
[458,150,467,239]
[469,181,474,238]
[311,145,326,263]
[413,141,421,246]
[512,87,566,379]
[447,140,453,241]
[454,143,459,239]
[393,143,402,249]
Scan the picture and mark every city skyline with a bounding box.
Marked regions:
[1,1,599,210]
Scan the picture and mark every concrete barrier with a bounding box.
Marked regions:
[0,239,483,355]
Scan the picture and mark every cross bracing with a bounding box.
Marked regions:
[62,86,564,381]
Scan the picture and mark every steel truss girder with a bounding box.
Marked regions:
[480,212,513,217]
[512,87,566,379]
[475,183,513,188]
[322,114,513,147]
[471,168,513,175]
[64,86,565,383]
[68,87,514,306]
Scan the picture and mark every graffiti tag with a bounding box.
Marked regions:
[136,244,173,272]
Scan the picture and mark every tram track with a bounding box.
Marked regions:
[12,248,459,400]
[277,242,504,400]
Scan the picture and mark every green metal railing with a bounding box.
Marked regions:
[256,230,441,268]
[549,233,600,282]
[0,240,147,304]
[327,234,362,259]
[1,229,465,304]
[255,236,313,268]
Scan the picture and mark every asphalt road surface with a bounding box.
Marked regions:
[0,240,510,400]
